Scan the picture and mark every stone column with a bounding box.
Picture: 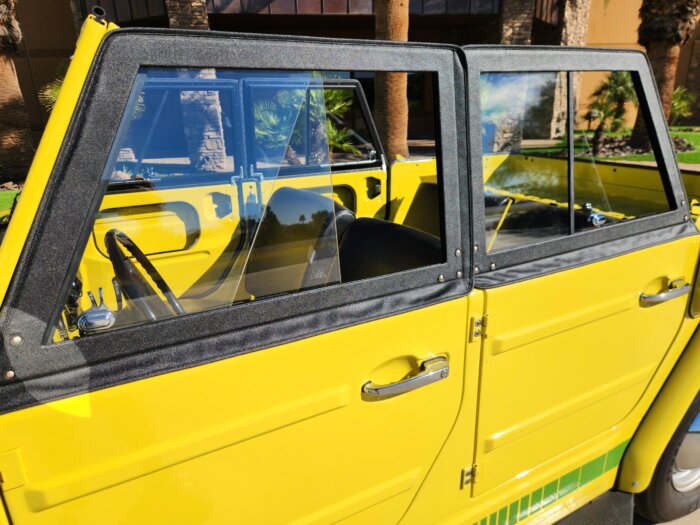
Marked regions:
[180,69,227,172]
[164,0,210,30]
[550,0,593,137]
[559,0,592,47]
[163,2,227,171]
[500,0,536,45]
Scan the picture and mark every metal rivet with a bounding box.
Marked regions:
[682,200,686,206]
[632,481,639,489]
[438,274,445,283]
[473,330,481,338]
[490,263,496,270]
[456,271,463,278]
[474,266,480,273]
[4,370,15,380]
[684,215,689,221]
[474,245,478,252]
[455,248,462,257]
[9,335,22,347]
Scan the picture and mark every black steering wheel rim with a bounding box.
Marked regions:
[104,229,186,322]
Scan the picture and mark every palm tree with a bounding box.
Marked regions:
[670,86,697,125]
[0,0,34,183]
[591,71,638,131]
[589,97,622,156]
[374,0,409,162]
[630,0,700,149]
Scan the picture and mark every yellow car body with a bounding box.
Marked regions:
[0,14,699,525]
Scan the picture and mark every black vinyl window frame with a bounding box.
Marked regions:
[464,47,693,274]
[0,29,469,414]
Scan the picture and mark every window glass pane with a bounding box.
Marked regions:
[250,83,378,170]
[54,69,445,341]
[481,72,569,252]
[56,67,338,340]
[480,69,675,255]
[573,70,672,231]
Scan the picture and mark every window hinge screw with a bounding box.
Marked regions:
[9,335,22,347]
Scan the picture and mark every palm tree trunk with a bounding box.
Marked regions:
[630,41,681,149]
[592,123,605,156]
[374,0,409,162]
[649,41,681,122]
[0,0,34,184]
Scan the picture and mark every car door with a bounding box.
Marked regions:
[0,29,471,524]
[465,47,700,503]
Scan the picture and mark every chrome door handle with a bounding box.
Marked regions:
[640,279,691,307]
[362,356,449,401]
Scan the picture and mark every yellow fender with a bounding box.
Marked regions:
[618,326,700,493]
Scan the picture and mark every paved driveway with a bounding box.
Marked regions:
[635,509,700,524]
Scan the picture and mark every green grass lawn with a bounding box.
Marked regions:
[617,130,700,164]
[0,191,18,212]
[571,128,700,165]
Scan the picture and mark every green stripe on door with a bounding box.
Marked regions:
[469,440,630,525]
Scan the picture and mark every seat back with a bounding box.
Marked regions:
[338,218,442,282]
[245,187,352,297]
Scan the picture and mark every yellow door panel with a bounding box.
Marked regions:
[473,235,700,496]
[93,202,200,256]
[484,154,673,219]
[74,168,389,320]
[331,169,387,218]
[390,159,440,237]
[1,297,468,524]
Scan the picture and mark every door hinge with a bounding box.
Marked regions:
[461,464,479,488]
[469,315,488,342]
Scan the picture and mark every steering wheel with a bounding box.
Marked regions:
[104,229,186,322]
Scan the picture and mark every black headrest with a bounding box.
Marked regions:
[245,187,352,297]
[339,218,442,282]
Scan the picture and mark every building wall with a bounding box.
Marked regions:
[10,0,700,142]
[574,0,641,128]
[582,0,700,127]
[586,0,641,50]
